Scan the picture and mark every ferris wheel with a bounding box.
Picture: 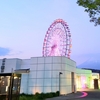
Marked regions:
[42,19,72,58]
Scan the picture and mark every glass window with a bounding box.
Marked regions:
[31,57,38,64]
[44,87,51,93]
[28,87,35,94]
[37,71,44,78]
[30,65,37,71]
[44,64,52,71]
[51,78,59,87]
[65,71,71,79]
[66,79,71,85]
[44,79,51,86]
[52,56,62,63]
[61,78,67,86]
[38,57,44,64]
[61,57,66,64]
[52,71,59,78]
[45,57,52,63]
[51,86,58,92]
[35,86,43,93]
[52,64,62,70]
[44,71,52,78]
[20,87,27,94]
[29,79,36,87]
[37,64,44,70]
[65,64,68,71]
[60,71,65,78]
[36,79,43,86]
[66,86,71,94]
[21,74,28,78]
[21,74,29,83]
[59,71,65,78]
[29,71,36,78]
[61,86,67,94]
[62,64,65,71]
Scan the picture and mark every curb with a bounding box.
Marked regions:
[66,91,88,100]
[79,91,88,98]
[45,91,88,100]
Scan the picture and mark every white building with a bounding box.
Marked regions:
[0,56,76,95]
[0,56,99,95]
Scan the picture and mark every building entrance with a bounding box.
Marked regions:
[71,72,75,93]
[94,79,99,89]
[0,73,21,100]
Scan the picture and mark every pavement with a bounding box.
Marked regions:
[45,89,100,100]
[45,91,86,100]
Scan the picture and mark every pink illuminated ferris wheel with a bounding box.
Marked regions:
[42,19,72,58]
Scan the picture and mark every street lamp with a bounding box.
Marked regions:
[59,72,63,96]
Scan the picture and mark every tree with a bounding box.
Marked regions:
[77,0,100,26]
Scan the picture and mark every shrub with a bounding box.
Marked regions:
[19,96,27,100]
[19,91,59,100]
[56,91,59,96]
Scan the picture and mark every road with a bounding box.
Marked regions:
[75,90,100,100]
[46,89,100,100]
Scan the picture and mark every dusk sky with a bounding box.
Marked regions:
[0,0,100,66]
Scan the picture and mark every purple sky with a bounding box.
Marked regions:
[0,0,100,66]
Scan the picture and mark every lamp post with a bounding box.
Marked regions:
[59,72,63,96]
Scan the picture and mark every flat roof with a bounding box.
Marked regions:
[82,68,100,73]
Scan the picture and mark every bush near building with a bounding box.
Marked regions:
[19,91,59,100]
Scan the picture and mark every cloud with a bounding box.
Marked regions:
[8,50,22,56]
[0,48,23,59]
[0,47,10,56]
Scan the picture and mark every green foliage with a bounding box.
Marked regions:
[19,95,35,100]
[77,0,100,26]
[19,91,59,100]
[56,91,59,96]
[19,96,27,100]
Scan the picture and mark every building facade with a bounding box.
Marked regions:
[0,56,76,95]
[0,57,100,95]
